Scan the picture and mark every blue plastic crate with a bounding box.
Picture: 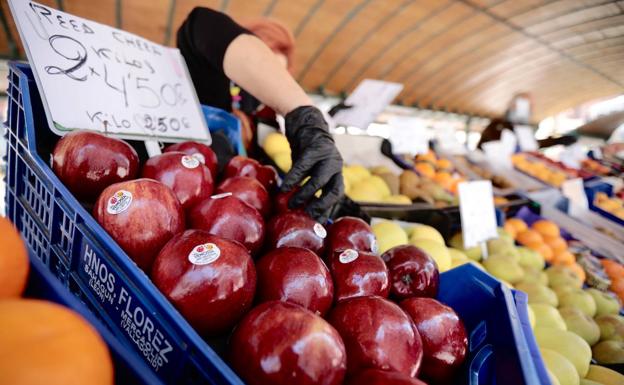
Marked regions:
[438,264,549,385]
[202,105,246,156]
[4,62,245,384]
[25,251,164,385]
[584,180,624,226]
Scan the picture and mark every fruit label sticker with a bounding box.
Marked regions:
[339,249,359,264]
[107,190,132,214]
[191,152,206,164]
[181,155,200,169]
[314,223,327,239]
[188,243,220,265]
[371,239,379,254]
[210,192,233,200]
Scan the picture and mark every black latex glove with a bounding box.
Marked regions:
[283,106,344,223]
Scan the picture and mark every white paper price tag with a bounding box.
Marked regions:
[458,180,498,249]
[388,116,429,155]
[8,1,209,143]
[333,79,403,129]
[562,178,588,216]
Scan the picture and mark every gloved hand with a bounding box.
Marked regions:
[283,106,344,222]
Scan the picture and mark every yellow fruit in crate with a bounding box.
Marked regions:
[559,307,601,346]
[348,180,384,203]
[383,195,412,204]
[483,254,524,284]
[548,369,562,385]
[558,289,597,317]
[370,165,392,175]
[410,239,451,272]
[367,175,391,198]
[515,282,558,307]
[448,232,482,261]
[579,379,603,385]
[343,165,370,184]
[262,132,290,156]
[408,224,445,245]
[0,217,29,298]
[540,348,580,385]
[528,305,536,329]
[530,304,567,330]
[272,152,292,172]
[448,248,468,263]
[585,365,624,385]
[372,221,408,254]
[534,327,592,377]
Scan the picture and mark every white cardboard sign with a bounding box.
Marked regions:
[458,180,498,249]
[387,116,429,155]
[333,79,403,129]
[8,1,210,143]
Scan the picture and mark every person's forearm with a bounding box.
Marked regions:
[223,34,312,116]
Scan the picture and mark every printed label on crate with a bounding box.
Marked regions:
[80,242,176,372]
[339,249,359,264]
[188,243,220,265]
[314,223,327,239]
[106,190,132,215]
[7,0,210,143]
[180,155,200,169]
[191,152,205,164]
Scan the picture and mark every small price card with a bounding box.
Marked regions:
[458,180,498,249]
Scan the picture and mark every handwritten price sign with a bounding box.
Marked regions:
[8,0,210,143]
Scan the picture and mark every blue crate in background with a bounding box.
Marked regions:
[438,264,549,385]
[25,252,163,385]
[202,105,246,156]
[584,180,624,226]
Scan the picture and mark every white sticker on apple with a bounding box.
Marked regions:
[188,243,220,265]
[181,155,200,169]
[106,190,133,215]
[210,192,233,200]
[313,223,327,239]
[339,249,359,264]
[191,152,206,164]
[371,239,379,254]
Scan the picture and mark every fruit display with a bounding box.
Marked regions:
[452,155,514,190]
[511,153,571,187]
[594,192,624,220]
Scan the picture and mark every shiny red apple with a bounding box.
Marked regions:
[151,229,256,336]
[188,193,265,255]
[328,249,389,301]
[216,176,271,217]
[229,301,346,385]
[382,245,439,299]
[327,295,423,377]
[255,247,333,316]
[141,151,214,211]
[224,156,278,191]
[326,216,377,255]
[163,141,218,180]
[400,297,468,383]
[274,187,302,214]
[52,130,139,202]
[346,369,428,385]
[267,211,326,256]
[93,178,184,271]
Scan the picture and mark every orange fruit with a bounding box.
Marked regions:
[527,242,553,263]
[0,216,29,298]
[506,218,528,234]
[610,278,624,295]
[532,220,560,238]
[416,150,437,163]
[415,162,435,178]
[544,236,567,254]
[433,172,453,190]
[503,222,517,239]
[494,196,509,205]
[552,250,575,266]
[0,299,113,385]
[602,260,624,279]
[567,263,586,282]
[435,158,453,170]
[517,229,544,246]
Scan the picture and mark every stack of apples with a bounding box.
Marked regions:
[51,130,472,385]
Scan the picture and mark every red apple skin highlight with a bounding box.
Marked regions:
[328,249,389,302]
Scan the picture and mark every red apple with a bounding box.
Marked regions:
[266,211,326,256]
[93,178,184,271]
[274,187,301,214]
[229,301,346,385]
[382,245,439,299]
[151,229,255,336]
[326,216,377,254]
[346,369,428,385]
[141,151,214,211]
[328,249,389,301]
[216,176,271,217]
[224,156,278,191]
[255,247,333,316]
[163,141,218,180]
[188,193,264,255]
[327,296,423,377]
[52,130,139,202]
[399,297,468,383]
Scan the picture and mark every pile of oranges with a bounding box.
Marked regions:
[0,216,113,385]
[504,217,586,282]
[414,151,465,194]
[601,259,624,303]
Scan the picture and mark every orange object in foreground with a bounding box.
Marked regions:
[0,216,29,298]
[0,299,113,385]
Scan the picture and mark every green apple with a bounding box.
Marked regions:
[554,285,576,299]
[535,327,592,377]
[372,221,407,254]
[408,224,445,245]
[546,265,583,290]
[592,340,624,364]
[528,305,536,329]
[483,253,525,284]
[558,307,600,346]
[487,238,516,257]
[548,369,562,385]
[520,266,549,286]
[449,232,482,261]
[595,314,624,342]
[540,347,580,385]
[530,303,567,330]
[496,227,514,245]
[448,248,468,262]
[517,246,545,270]
[586,364,624,385]
[587,288,622,317]
[410,238,452,272]
[579,379,603,385]
[515,282,558,307]
[559,289,597,317]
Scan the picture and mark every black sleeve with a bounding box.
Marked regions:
[177,8,251,110]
